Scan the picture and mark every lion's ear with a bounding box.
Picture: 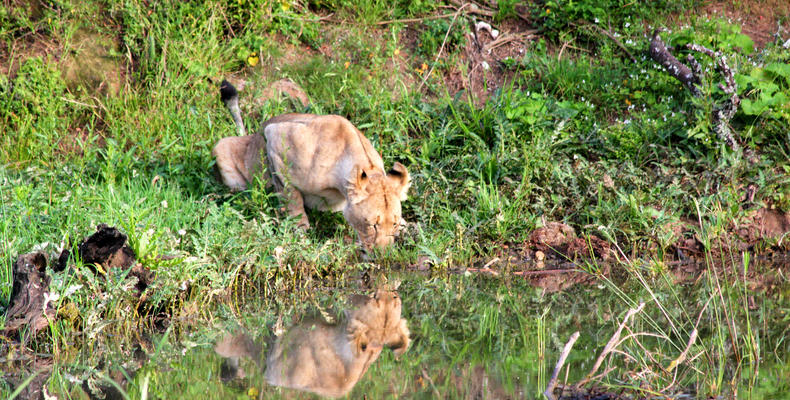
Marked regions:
[387,318,410,358]
[347,166,370,204]
[387,162,410,201]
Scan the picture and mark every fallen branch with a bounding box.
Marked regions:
[448,0,496,17]
[485,32,537,52]
[649,31,700,96]
[376,12,459,26]
[544,331,581,400]
[576,301,645,388]
[649,31,741,151]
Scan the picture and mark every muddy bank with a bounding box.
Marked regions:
[445,207,790,292]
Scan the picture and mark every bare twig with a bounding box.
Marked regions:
[60,97,98,109]
[448,0,497,17]
[376,13,459,26]
[578,21,637,63]
[417,3,472,91]
[484,32,536,52]
[576,302,645,387]
[544,331,580,400]
[421,369,442,398]
[512,269,581,276]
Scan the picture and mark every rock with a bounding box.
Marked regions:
[261,78,310,107]
[529,222,577,250]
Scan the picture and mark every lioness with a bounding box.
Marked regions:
[214,288,410,398]
[212,80,410,249]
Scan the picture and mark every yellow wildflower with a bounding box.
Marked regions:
[247,52,259,67]
[344,61,351,69]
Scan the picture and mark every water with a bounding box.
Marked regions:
[3,260,789,399]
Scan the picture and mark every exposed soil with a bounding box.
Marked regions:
[398,16,536,106]
[448,18,536,105]
[701,0,790,49]
[60,28,127,96]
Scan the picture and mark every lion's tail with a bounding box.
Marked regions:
[220,79,247,136]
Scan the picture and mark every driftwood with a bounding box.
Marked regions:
[649,31,741,151]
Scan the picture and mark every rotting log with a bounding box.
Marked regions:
[3,252,56,339]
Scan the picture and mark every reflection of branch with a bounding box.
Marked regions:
[576,302,645,388]
[649,31,741,151]
[544,331,580,400]
[668,328,698,372]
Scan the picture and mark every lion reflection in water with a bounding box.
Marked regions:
[215,288,410,398]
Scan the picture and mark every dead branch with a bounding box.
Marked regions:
[448,0,497,17]
[544,331,581,400]
[376,12,459,26]
[576,302,645,388]
[485,32,536,52]
[688,43,741,151]
[649,31,741,151]
[649,31,700,96]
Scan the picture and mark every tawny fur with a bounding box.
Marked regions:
[213,106,410,249]
[214,289,410,398]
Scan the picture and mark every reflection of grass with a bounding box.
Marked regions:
[1,0,789,398]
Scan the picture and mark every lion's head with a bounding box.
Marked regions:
[346,288,410,358]
[343,162,410,250]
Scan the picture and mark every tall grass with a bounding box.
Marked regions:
[1,0,788,398]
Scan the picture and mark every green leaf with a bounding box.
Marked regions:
[731,33,754,54]
[741,98,766,115]
[765,62,790,84]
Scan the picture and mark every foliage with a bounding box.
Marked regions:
[0,0,788,398]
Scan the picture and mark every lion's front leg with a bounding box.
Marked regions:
[282,185,311,229]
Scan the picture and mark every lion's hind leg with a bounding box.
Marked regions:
[212,136,253,191]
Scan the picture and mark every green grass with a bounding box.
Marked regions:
[2,0,790,398]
